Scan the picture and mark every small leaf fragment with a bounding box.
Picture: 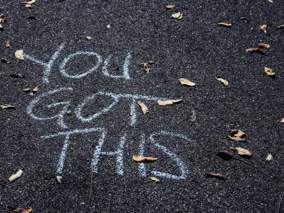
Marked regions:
[133,155,158,162]
[230,147,252,157]
[56,175,63,184]
[5,40,11,48]
[1,57,11,64]
[260,24,268,34]
[246,47,264,54]
[85,36,93,40]
[8,169,23,182]
[217,150,234,161]
[216,77,229,86]
[23,0,36,8]
[0,104,15,109]
[157,99,182,106]
[206,172,226,180]
[217,22,232,28]
[137,101,149,114]
[171,12,183,20]
[280,118,284,123]
[265,153,273,162]
[268,0,273,3]
[264,67,275,77]
[165,4,175,9]
[13,208,32,213]
[178,78,196,87]
[149,176,160,182]
[258,42,270,49]
[15,50,24,60]
[228,129,246,141]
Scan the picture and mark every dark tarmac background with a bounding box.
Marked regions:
[0,0,284,212]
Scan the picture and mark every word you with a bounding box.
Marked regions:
[24,43,132,84]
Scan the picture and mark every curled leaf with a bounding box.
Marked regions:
[259,24,268,34]
[165,4,175,9]
[280,118,284,123]
[5,40,11,48]
[13,208,32,213]
[149,176,160,182]
[217,22,232,28]
[216,77,229,86]
[171,12,183,20]
[264,67,275,77]
[0,104,15,109]
[178,78,196,87]
[158,99,182,106]
[137,101,149,114]
[246,47,264,54]
[56,175,63,184]
[133,155,157,162]
[15,50,24,60]
[258,43,270,49]
[228,129,246,141]
[230,147,252,157]
[8,169,23,182]
[206,172,226,180]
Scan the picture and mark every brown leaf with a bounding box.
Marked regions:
[141,62,150,73]
[0,104,15,109]
[149,176,160,182]
[258,42,270,49]
[157,99,182,106]
[8,169,23,182]
[265,153,273,162]
[206,172,226,180]
[15,50,24,60]
[165,4,175,9]
[217,22,232,28]
[137,101,149,114]
[13,208,32,213]
[216,77,229,86]
[228,129,246,141]
[0,14,6,23]
[259,24,268,34]
[171,12,183,20]
[230,147,252,157]
[264,67,275,77]
[133,155,158,162]
[178,78,196,87]
[246,47,264,54]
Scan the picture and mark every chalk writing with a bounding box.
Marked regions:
[24,43,191,181]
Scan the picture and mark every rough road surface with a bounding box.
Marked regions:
[0,0,284,212]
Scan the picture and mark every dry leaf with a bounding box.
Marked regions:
[23,85,39,96]
[280,118,284,123]
[165,4,175,9]
[171,12,183,20]
[132,155,158,162]
[216,77,229,86]
[190,109,197,122]
[264,67,275,77]
[85,36,93,40]
[217,22,232,28]
[23,0,36,8]
[141,62,150,73]
[265,153,273,162]
[277,24,284,29]
[206,172,226,180]
[0,14,6,23]
[137,101,149,114]
[260,24,268,33]
[56,175,63,184]
[5,40,11,48]
[217,150,234,161]
[0,104,15,109]
[228,129,246,141]
[15,50,24,60]
[231,147,252,157]
[258,42,270,49]
[246,47,264,54]
[13,208,32,213]
[157,99,182,106]
[178,78,196,87]
[268,0,273,3]
[149,176,160,182]
[8,169,23,182]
